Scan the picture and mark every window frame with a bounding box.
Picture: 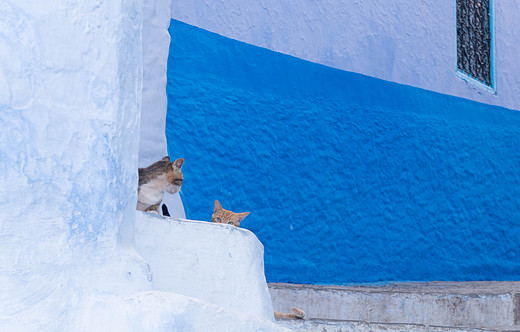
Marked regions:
[455,0,496,93]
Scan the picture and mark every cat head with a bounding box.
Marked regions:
[211,200,250,227]
[163,156,184,194]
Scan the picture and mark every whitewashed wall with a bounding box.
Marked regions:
[141,0,185,218]
[0,0,149,329]
[171,0,520,110]
[140,0,170,165]
[135,212,276,321]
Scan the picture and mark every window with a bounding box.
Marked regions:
[456,0,493,88]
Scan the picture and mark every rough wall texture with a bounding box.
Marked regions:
[269,282,520,328]
[166,20,520,284]
[139,0,170,167]
[0,0,146,329]
[140,0,185,218]
[171,0,520,111]
[135,212,275,321]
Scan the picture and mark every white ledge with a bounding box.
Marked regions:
[134,211,275,321]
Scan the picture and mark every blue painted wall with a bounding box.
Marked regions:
[166,19,520,284]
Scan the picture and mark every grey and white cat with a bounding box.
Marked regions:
[137,156,184,213]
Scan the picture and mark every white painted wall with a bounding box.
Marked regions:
[141,0,185,218]
[80,291,288,332]
[140,0,171,167]
[171,0,520,110]
[0,0,150,329]
[135,212,276,321]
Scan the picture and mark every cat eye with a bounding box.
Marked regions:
[227,222,233,225]
[215,217,221,222]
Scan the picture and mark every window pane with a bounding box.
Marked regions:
[456,0,492,86]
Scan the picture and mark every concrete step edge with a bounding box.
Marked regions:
[276,318,520,332]
[269,282,520,328]
[269,282,520,296]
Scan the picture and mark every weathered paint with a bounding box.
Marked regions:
[269,282,520,328]
[135,212,275,321]
[140,0,185,218]
[166,20,520,284]
[276,320,519,332]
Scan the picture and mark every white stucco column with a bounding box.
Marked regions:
[0,0,151,329]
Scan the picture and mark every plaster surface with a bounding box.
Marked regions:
[166,20,520,285]
[277,320,520,332]
[134,211,275,321]
[0,0,148,329]
[140,0,185,218]
[270,282,520,328]
[171,0,520,110]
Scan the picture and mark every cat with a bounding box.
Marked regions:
[274,307,305,320]
[137,156,184,213]
[211,200,249,227]
[211,200,305,320]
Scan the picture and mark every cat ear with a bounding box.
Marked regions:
[170,158,184,170]
[161,156,170,162]
[236,212,250,222]
[214,200,222,212]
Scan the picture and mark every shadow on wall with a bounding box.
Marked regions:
[165,19,520,284]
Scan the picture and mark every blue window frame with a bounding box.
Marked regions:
[456,0,494,91]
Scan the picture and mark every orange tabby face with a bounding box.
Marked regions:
[211,200,250,227]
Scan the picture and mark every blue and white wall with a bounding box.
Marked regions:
[0,1,286,330]
[171,0,520,110]
[166,1,520,284]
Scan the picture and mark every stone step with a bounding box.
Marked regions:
[276,319,520,332]
[269,282,520,329]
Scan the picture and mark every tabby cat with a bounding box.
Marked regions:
[137,156,184,213]
[211,200,249,227]
[211,200,305,320]
[274,307,305,320]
